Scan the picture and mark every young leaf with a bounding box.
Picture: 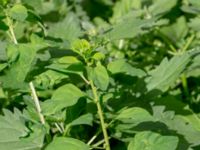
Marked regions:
[88,63,109,91]
[128,131,179,150]
[9,4,28,21]
[45,137,89,150]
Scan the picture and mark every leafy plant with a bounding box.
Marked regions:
[0,0,200,150]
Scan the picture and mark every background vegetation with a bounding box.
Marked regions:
[0,0,200,150]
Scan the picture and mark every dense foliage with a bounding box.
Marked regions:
[0,0,200,150]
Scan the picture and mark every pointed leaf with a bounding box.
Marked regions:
[146,53,190,92]
[45,137,89,150]
[108,59,146,77]
[128,131,179,150]
[42,84,85,115]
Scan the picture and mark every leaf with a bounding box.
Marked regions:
[45,137,89,150]
[48,13,82,41]
[47,56,84,76]
[149,0,178,17]
[107,59,146,77]
[160,17,188,44]
[42,84,85,115]
[188,17,200,32]
[104,17,162,40]
[0,41,7,61]
[111,0,142,22]
[65,113,93,133]
[71,39,91,54]
[9,4,28,21]
[152,105,200,146]
[145,53,191,92]
[70,113,93,126]
[0,109,45,150]
[88,63,109,91]
[35,70,69,89]
[0,43,46,89]
[116,107,153,124]
[128,131,179,150]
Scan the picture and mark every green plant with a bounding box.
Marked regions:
[0,0,200,150]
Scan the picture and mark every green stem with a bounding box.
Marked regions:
[182,34,195,52]
[6,12,45,125]
[180,34,195,98]
[181,74,189,98]
[90,80,111,150]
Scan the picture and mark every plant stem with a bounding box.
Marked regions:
[87,129,101,145]
[91,137,111,148]
[6,13,45,125]
[6,13,18,44]
[180,34,195,99]
[54,123,63,133]
[29,82,45,124]
[181,74,189,98]
[182,34,195,52]
[90,80,111,150]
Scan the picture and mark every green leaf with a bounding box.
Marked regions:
[71,39,91,54]
[104,18,160,40]
[0,109,45,150]
[9,4,28,21]
[116,107,153,124]
[0,63,7,72]
[70,113,93,126]
[35,70,69,89]
[45,137,89,150]
[160,17,188,45]
[48,13,82,41]
[88,63,109,91]
[128,131,179,150]
[145,53,191,92]
[42,84,85,115]
[149,0,178,17]
[47,56,84,76]
[111,0,142,22]
[0,43,47,89]
[65,113,93,133]
[107,59,146,77]
[152,105,200,146]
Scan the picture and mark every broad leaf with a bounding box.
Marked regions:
[128,131,179,150]
[45,137,89,150]
[146,53,191,92]
[149,0,178,17]
[9,4,28,21]
[88,63,109,91]
[48,13,82,41]
[107,59,146,77]
[42,84,85,115]
[0,43,47,89]
[0,109,45,150]
[160,17,188,45]
[116,107,153,125]
[104,17,165,40]
[152,105,200,146]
